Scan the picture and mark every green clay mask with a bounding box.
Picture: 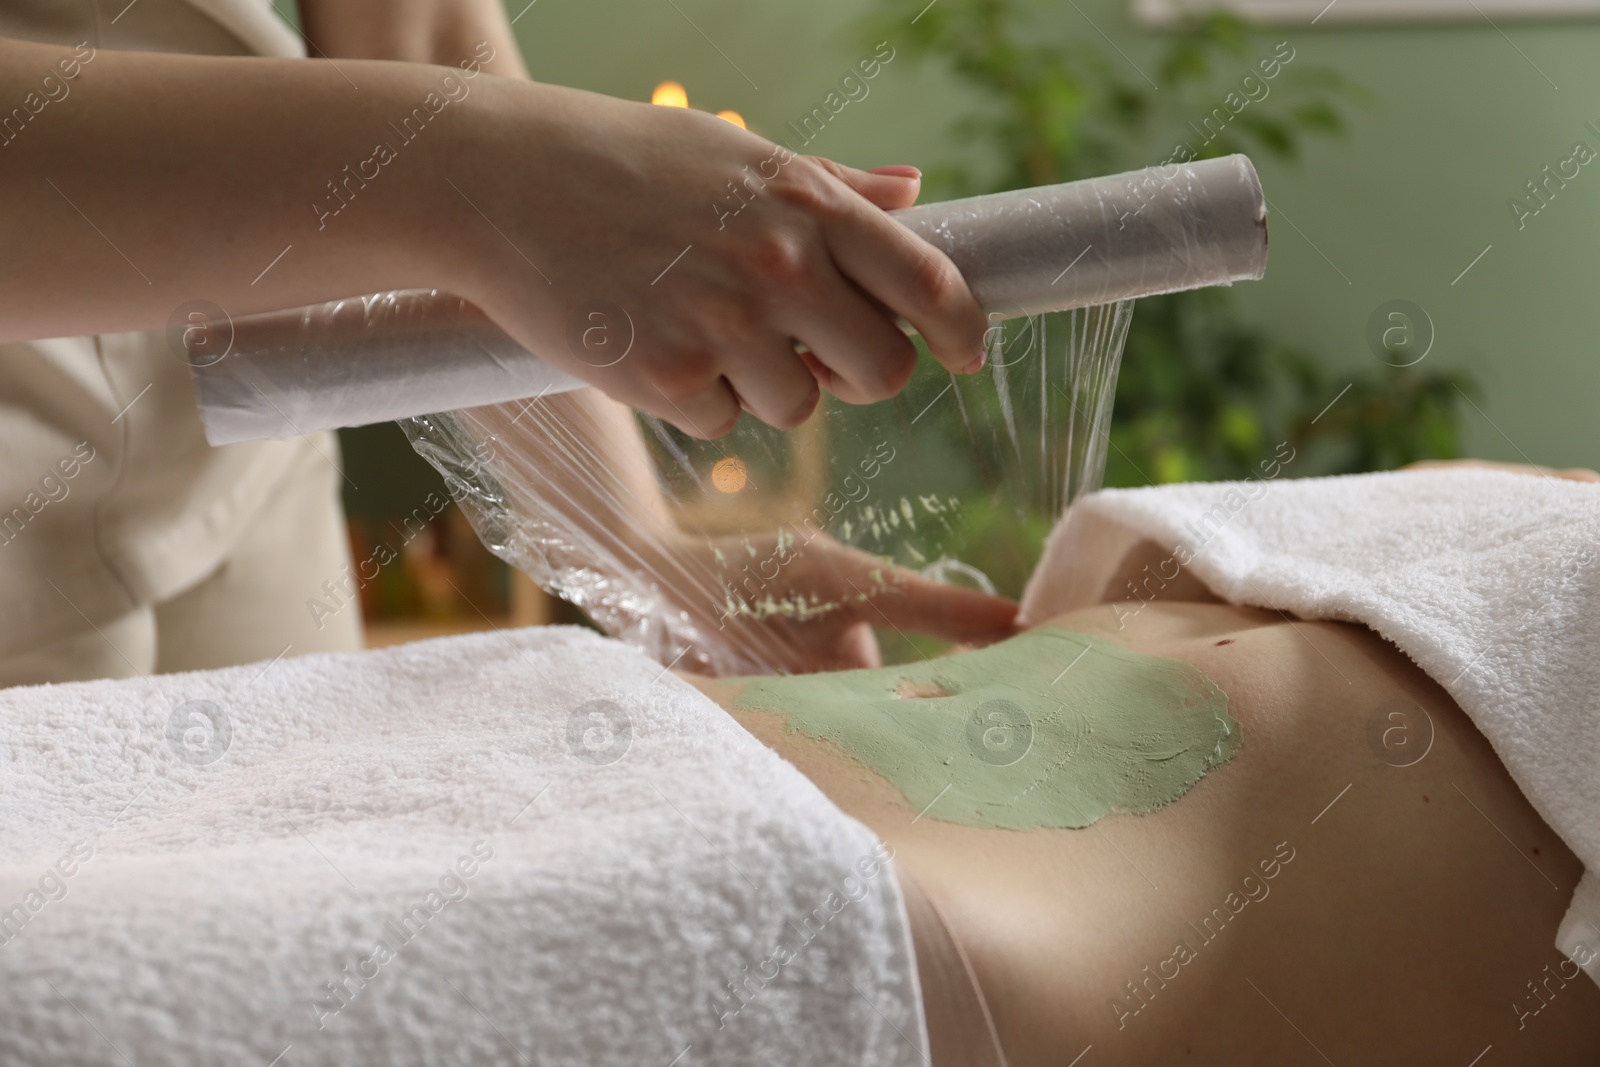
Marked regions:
[734,628,1239,831]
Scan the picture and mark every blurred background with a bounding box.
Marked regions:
[315,0,1600,644]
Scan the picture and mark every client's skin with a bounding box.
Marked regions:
[682,462,1600,1066]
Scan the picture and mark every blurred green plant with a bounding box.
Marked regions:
[862,0,1478,486]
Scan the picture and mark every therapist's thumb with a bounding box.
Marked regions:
[811,157,924,211]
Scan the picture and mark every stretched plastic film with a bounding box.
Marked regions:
[190,156,1266,446]
[404,301,1134,676]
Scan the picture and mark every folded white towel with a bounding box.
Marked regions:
[1021,468,1600,986]
[0,625,926,1066]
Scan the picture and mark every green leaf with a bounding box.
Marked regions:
[1219,404,1265,454]
[1291,100,1345,133]
[1232,113,1298,160]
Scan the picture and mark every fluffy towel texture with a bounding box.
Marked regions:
[1021,468,1600,986]
[0,626,925,1066]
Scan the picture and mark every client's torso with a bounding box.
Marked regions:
[692,602,1600,1066]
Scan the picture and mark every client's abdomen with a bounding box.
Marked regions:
[718,602,1600,1067]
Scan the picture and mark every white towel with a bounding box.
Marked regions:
[0,626,926,1066]
[1021,468,1600,986]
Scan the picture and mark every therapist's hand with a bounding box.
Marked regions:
[648,530,1021,675]
[444,86,989,437]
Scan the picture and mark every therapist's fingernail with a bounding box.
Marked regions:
[870,165,922,179]
[962,351,986,374]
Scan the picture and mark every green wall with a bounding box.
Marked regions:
[1226,14,1600,472]
[506,0,1600,470]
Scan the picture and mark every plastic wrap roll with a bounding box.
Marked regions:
[894,154,1267,317]
[190,155,1267,446]
[189,290,587,446]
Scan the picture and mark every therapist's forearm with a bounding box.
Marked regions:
[0,36,484,342]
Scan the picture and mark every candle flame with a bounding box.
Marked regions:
[651,81,689,108]
[711,457,748,494]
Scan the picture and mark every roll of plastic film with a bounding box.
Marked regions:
[189,155,1267,446]
[894,154,1267,317]
[187,291,589,446]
